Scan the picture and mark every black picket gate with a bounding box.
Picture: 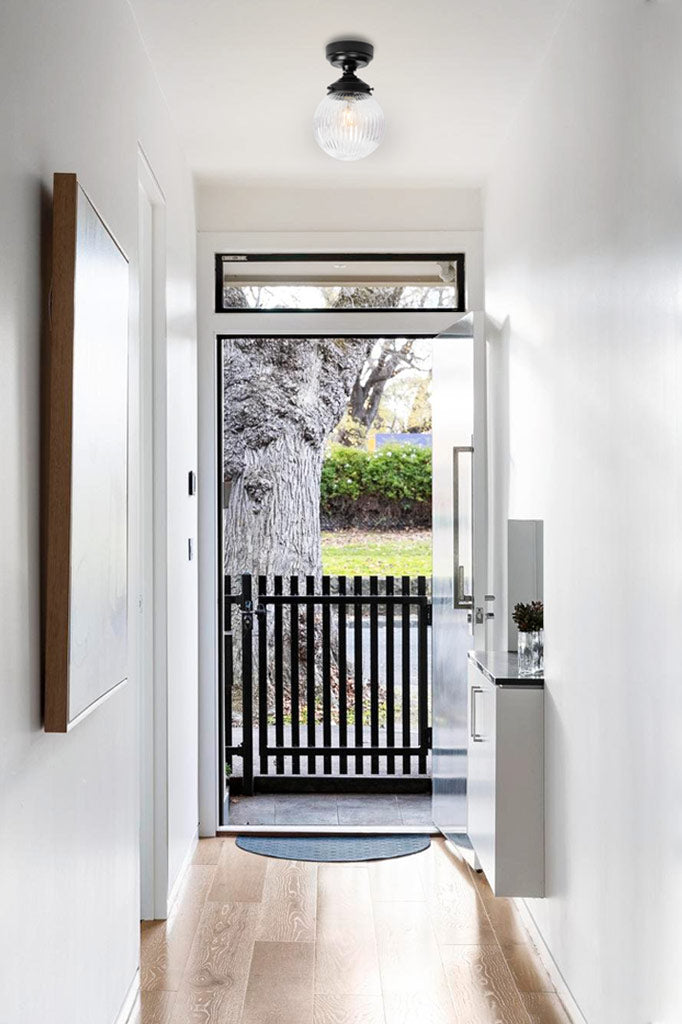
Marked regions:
[220,573,432,795]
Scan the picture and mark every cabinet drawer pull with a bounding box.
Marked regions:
[470,685,484,742]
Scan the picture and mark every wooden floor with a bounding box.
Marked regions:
[135,837,572,1024]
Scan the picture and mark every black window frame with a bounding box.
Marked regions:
[214,252,466,314]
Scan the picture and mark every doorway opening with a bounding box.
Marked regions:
[212,259,480,835]
[217,330,438,830]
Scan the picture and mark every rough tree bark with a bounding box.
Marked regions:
[222,335,372,578]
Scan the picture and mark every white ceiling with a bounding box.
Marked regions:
[129,0,567,188]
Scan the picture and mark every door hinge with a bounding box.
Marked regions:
[426,603,433,627]
[426,726,433,750]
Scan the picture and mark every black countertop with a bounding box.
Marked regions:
[468,650,544,687]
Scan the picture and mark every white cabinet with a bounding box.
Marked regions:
[467,653,544,897]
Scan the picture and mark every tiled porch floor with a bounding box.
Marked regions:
[227,792,433,827]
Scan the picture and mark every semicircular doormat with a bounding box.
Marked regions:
[236,834,430,863]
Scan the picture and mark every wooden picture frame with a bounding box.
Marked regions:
[44,173,129,732]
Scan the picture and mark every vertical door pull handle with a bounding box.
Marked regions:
[453,445,474,611]
[470,685,484,742]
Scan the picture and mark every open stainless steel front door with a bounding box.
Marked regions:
[431,312,488,840]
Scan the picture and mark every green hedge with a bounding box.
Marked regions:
[321,444,432,505]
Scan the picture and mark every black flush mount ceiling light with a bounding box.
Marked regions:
[313,39,385,161]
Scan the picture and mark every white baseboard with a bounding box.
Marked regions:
[166,827,199,916]
[113,969,140,1024]
[514,899,589,1024]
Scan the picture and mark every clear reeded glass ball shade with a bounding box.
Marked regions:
[313,91,385,161]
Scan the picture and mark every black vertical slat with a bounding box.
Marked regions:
[224,574,233,776]
[241,573,254,795]
[257,575,268,776]
[321,576,332,773]
[289,576,301,775]
[274,576,284,774]
[337,576,348,776]
[353,575,364,775]
[385,576,395,776]
[306,575,317,774]
[369,575,379,774]
[417,576,429,775]
[401,575,412,775]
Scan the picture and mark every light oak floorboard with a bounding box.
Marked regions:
[373,900,454,1010]
[440,944,531,1024]
[382,991,457,1024]
[522,992,573,1024]
[208,840,267,903]
[313,994,386,1024]
[129,992,176,1024]
[466,865,528,943]
[255,858,317,942]
[316,864,373,942]
[419,841,497,945]
[192,838,226,865]
[135,839,576,1024]
[240,940,314,1024]
[314,865,381,996]
[501,942,555,993]
[170,901,259,1024]
[314,938,382,998]
[368,849,427,902]
[141,865,216,991]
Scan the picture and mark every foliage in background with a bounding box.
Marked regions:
[321,443,431,505]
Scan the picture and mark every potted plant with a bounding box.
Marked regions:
[512,601,544,676]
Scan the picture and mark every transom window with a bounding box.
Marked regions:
[215,253,465,313]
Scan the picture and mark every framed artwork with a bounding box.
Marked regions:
[44,173,129,732]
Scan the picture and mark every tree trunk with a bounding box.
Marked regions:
[222,336,373,727]
[222,336,372,578]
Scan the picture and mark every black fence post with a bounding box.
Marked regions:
[353,575,364,775]
[274,575,284,775]
[369,575,380,774]
[401,576,412,775]
[322,576,332,774]
[241,573,254,795]
[305,575,317,774]
[385,576,395,776]
[417,576,428,775]
[289,576,301,775]
[337,576,348,776]
[257,575,268,776]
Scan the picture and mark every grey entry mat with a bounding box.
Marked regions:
[236,834,430,862]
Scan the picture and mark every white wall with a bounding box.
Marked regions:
[0,1,197,1021]
[196,182,482,233]
[484,1,682,1022]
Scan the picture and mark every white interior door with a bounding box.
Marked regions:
[431,311,488,839]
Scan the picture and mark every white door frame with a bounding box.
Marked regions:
[137,149,169,920]
[197,229,484,837]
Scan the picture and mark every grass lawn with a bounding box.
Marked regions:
[321,529,432,577]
